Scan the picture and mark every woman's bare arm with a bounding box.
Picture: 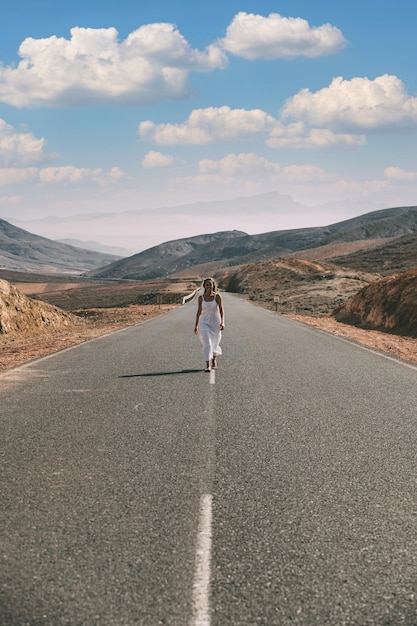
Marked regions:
[216,293,225,330]
[194,295,202,334]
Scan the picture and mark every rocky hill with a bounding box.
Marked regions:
[88,230,248,280]
[214,257,378,316]
[0,219,121,274]
[332,268,417,337]
[89,205,417,280]
[211,251,417,337]
[328,232,417,275]
[0,279,80,335]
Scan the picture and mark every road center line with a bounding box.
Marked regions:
[191,493,213,626]
[209,370,215,384]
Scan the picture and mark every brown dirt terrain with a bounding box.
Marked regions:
[15,277,199,308]
[0,275,191,372]
[285,314,417,365]
[2,262,417,371]
[0,279,78,336]
[214,257,378,316]
[332,267,417,337]
[284,238,395,262]
[213,258,417,365]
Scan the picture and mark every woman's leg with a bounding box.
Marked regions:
[211,330,222,369]
[199,325,213,366]
[211,331,222,359]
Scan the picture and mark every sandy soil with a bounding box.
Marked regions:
[286,313,417,365]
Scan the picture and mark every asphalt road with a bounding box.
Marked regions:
[1,293,417,626]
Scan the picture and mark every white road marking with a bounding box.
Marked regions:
[209,370,215,385]
[191,493,213,626]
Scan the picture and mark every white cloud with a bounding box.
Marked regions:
[139,106,276,145]
[168,153,339,205]
[0,194,22,204]
[199,153,335,183]
[282,74,417,131]
[199,153,282,176]
[139,106,367,150]
[267,122,366,148]
[221,11,346,60]
[142,151,173,168]
[384,166,417,182]
[0,25,228,108]
[0,119,47,165]
[38,165,126,184]
[183,152,334,190]
[281,164,336,183]
[106,167,126,183]
[0,167,38,185]
[0,164,125,187]
[167,153,285,199]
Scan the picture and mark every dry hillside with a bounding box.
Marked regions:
[2,262,417,371]
[0,218,119,273]
[0,279,80,336]
[24,277,200,310]
[214,257,378,316]
[332,267,417,337]
[214,257,417,364]
[329,232,417,275]
[86,205,417,282]
[0,278,179,371]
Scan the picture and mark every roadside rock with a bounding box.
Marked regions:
[0,279,80,335]
[332,267,417,337]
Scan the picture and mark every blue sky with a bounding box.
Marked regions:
[1,0,417,250]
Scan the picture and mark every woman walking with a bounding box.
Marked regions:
[194,278,225,371]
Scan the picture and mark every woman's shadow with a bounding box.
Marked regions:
[119,369,203,379]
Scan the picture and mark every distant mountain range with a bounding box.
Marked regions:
[56,238,130,257]
[9,191,379,254]
[89,205,417,280]
[0,219,121,274]
[2,204,417,277]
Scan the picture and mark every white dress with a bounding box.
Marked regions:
[198,296,223,361]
